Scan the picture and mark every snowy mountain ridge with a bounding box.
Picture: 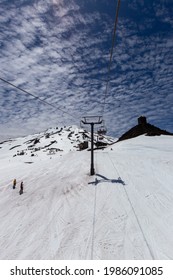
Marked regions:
[0,125,115,161]
[0,127,173,260]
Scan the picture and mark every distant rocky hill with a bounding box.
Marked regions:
[0,125,115,161]
[117,116,173,142]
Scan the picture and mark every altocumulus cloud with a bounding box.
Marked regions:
[0,0,173,138]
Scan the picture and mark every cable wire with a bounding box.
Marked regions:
[101,0,121,116]
[0,76,77,120]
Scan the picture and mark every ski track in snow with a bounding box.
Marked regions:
[92,152,152,259]
[0,132,173,259]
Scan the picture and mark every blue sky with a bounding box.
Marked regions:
[0,0,173,138]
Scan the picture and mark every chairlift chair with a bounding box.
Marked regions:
[97,124,107,135]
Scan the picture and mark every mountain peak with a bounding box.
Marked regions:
[117,116,173,142]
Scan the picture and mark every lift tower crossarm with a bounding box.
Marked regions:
[81,116,103,175]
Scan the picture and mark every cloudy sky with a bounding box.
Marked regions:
[0,0,173,138]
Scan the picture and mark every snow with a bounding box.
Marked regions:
[0,128,173,260]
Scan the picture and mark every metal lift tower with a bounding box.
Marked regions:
[81,116,103,175]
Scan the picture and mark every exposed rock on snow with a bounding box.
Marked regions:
[1,125,173,260]
[118,116,173,142]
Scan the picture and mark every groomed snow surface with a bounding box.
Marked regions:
[0,128,173,260]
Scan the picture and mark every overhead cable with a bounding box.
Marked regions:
[101,0,121,116]
[0,76,77,120]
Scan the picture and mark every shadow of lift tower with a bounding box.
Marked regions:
[81,116,103,176]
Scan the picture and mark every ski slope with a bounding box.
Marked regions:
[0,130,173,260]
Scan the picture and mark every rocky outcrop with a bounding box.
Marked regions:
[117,116,173,142]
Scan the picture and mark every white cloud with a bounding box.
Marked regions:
[0,0,173,138]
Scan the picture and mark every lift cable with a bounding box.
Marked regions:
[101,0,121,116]
[0,76,77,121]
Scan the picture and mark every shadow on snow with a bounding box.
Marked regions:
[88,173,125,186]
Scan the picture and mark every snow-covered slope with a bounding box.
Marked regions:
[0,125,114,161]
[0,128,173,260]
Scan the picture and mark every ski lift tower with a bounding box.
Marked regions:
[81,116,103,175]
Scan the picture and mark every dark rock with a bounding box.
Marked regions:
[78,141,88,150]
[117,116,173,142]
